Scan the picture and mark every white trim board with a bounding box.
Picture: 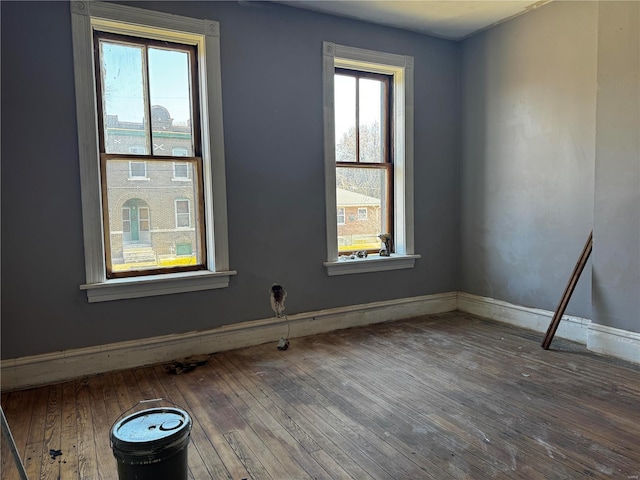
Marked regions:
[1,292,457,392]
[3,291,637,392]
[458,292,640,365]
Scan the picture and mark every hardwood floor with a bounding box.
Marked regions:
[2,312,639,479]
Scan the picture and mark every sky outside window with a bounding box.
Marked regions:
[101,41,192,125]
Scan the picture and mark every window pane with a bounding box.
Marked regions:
[336,166,388,253]
[334,74,356,163]
[176,200,189,214]
[177,215,190,228]
[149,48,194,157]
[172,148,188,157]
[100,41,148,155]
[104,158,202,274]
[174,163,189,179]
[129,161,146,178]
[359,78,384,163]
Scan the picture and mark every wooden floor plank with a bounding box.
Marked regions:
[395,318,640,473]
[23,386,49,479]
[74,379,99,480]
[59,380,79,480]
[211,355,335,480]
[272,340,512,479]
[146,364,232,480]
[110,370,134,414]
[209,361,321,479]
[177,360,301,480]
[162,365,253,480]
[224,430,274,480]
[336,320,622,478]
[216,352,381,480]
[247,344,454,477]
[39,383,62,480]
[1,389,35,477]
[285,333,517,479]
[1,312,639,480]
[85,375,118,480]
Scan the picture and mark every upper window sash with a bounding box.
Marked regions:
[334,67,392,167]
[71,1,235,302]
[93,30,201,158]
[322,42,419,275]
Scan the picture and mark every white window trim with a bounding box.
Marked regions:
[357,207,368,220]
[337,207,346,225]
[71,2,235,302]
[322,42,420,276]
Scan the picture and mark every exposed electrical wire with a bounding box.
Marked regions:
[270,284,290,350]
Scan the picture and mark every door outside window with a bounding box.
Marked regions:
[122,199,150,244]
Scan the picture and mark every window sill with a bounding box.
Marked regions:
[324,254,420,276]
[80,269,237,303]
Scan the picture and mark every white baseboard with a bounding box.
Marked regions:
[3,291,636,392]
[1,292,457,391]
[457,292,590,344]
[588,323,640,364]
[458,292,640,365]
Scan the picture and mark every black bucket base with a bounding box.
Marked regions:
[115,451,188,480]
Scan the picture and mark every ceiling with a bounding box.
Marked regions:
[277,0,551,40]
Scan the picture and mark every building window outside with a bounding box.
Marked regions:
[71,2,234,301]
[173,162,190,180]
[175,199,191,228]
[322,42,419,275]
[128,161,147,179]
[172,147,188,157]
[337,207,346,225]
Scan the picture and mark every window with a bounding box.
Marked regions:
[71,2,234,301]
[173,162,190,180]
[128,161,147,179]
[335,69,391,255]
[323,42,419,275]
[175,200,191,228]
[337,208,346,225]
[172,147,188,157]
[95,30,204,279]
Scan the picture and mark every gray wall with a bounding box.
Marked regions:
[593,1,640,333]
[0,1,461,359]
[460,1,598,318]
[460,0,639,334]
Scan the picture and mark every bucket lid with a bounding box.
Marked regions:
[111,407,191,453]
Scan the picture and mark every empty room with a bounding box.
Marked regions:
[1,0,638,479]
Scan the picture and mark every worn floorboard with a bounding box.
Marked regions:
[1,312,639,479]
